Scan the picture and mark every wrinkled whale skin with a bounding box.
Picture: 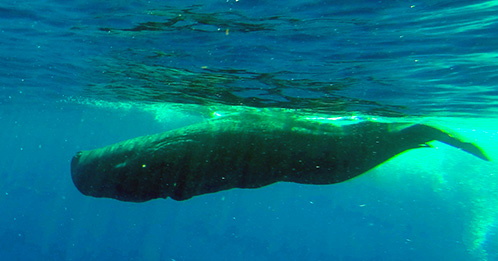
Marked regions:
[71,112,489,202]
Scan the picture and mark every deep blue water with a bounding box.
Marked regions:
[2,0,498,260]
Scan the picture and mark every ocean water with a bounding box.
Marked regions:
[1,0,498,260]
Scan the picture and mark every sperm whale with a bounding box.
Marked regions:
[71,112,489,202]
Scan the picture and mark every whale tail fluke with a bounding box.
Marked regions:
[439,135,490,161]
[401,124,490,161]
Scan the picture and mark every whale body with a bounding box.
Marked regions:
[71,112,489,202]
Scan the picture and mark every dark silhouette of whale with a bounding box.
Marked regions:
[71,112,489,202]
